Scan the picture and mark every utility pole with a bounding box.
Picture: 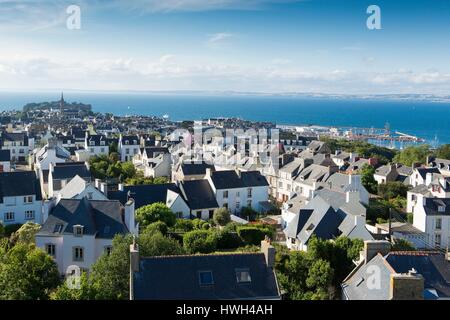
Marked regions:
[388,207,393,243]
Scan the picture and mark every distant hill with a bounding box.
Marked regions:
[23,100,92,112]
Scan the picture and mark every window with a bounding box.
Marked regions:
[101,148,105,153]
[236,202,240,210]
[247,188,252,198]
[435,234,441,247]
[46,244,56,257]
[196,211,202,219]
[209,210,214,219]
[24,195,33,203]
[53,224,63,233]
[198,271,214,286]
[235,268,251,283]
[223,191,228,199]
[100,141,105,146]
[90,148,94,153]
[89,141,95,146]
[126,148,130,154]
[104,246,113,256]
[236,191,240,197]
[73,225,83,237]
[223,203,228,209]
[4,212,14,221]
[247,200,252,207]
[25,210,35,220]
[438,206,445,213]
[291,238,296,244]
[436,218,442,230]
[87,192,93,200]
[73,247,84,261]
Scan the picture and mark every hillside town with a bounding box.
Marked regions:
[0,95,449,301]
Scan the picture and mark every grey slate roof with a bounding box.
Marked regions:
[423,198,450,216]
[52,162,91,180]
[240,171,269,187]
[0,171,42,202]
[210,170,245,189]
[181,161,215,176]
[132,253,280,300]
[416,167,440,179]
[108,183,180,209]
[181,179,219,210]
[342,251,450,300]
[297,196,346,244]
[38,198,128,239]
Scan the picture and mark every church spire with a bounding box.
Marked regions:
[60,92,64,114]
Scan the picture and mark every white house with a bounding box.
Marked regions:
[119,134,140,162]
[85,134,109,158]
[33,139,71,176]
[0,171,43,226]
[206,169,269,214]
[134,147,172,178]
[1,131,34,162]
[407,191,450,249]
[36,197,135,274]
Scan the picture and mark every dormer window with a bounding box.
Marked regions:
[235,268,252,283]
[73,225,84,237]
[438,205,445,213]
[100,141,105,146]
[125,140,129,145]
[89,141,95,146]
[23,195,33,203]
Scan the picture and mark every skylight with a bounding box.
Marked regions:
[235,268,252,283]
[53,224,63,233]
[198,271,214,286]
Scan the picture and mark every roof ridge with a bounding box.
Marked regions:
[140,252,264,260]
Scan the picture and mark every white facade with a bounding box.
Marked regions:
[0,194,42,225]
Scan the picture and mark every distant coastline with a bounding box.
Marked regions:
[1,91,450,145]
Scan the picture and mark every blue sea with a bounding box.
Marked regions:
[1,91,450,145]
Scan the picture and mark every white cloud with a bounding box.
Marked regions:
[207,32,233,43]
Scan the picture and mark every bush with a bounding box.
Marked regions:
[143,221,168,236]
[213,208,231,226]
[240,207,257,221]
[192,218,210,230]
[183,230,217,254]
[213,230,243,249]
[0,223,4,238]
[237,227,267,245]
[174,219,194,232]
[135,203,176,228]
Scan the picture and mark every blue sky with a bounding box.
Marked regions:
[1,0,450,94]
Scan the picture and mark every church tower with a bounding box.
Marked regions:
[60,92,65,115]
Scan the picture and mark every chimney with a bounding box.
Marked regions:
[100,182,108,197]
[205,168,212,178]
[389,270,424,300]
[118,183,124,191]
[129,239,139,301]
[124,199,137,235]
[346,190,359,203]
[363,240,391,264]
[42,198,56,224]
[261,237,276,268]
[95,178,101,189]
[425,172,433,186]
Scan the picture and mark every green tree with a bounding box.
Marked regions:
[183,230,217,254]
[139,231,185,257]
[0,243,60,300]
[436,144,450,159]
[50,272,95,300]
[359,164,378,194]
[174,219,194,232]
[393,145,432,167]
[135,203,176,228]
[377,181,410,200]
[213,207,231,226]
[10,222,41,245]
